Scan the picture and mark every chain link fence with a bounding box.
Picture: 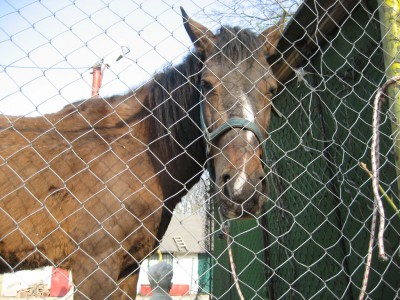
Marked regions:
[0,0,399,299]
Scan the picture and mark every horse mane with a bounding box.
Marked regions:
[143,52,205,167]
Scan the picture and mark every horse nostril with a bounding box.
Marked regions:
[223,174,231,184]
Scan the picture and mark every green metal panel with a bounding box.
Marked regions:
[212,1,400,299]
[265,2,399,299]
[213,218,268,300]
[198,253,213,294]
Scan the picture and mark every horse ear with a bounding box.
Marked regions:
[180,7,216,56]
[260,13,286,57]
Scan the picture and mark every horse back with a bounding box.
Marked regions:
[0,111,164,273]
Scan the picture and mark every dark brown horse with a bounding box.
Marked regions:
[0,8,283,299]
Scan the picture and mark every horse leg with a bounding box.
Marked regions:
[69,249,122,300]
[115,273,139,299]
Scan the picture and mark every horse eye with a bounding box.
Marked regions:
[201,80,214,93]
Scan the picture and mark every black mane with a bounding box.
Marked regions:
[148,53,204,145]
[144,51,206,182]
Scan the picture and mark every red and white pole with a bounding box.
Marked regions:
[90,44,129,97]
[91,63,103,97]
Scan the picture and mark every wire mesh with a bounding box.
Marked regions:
[0,0,399,299]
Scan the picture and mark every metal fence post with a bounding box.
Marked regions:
[378,0,400,189]
[91,63,102,97]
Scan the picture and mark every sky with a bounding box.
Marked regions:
[0,0,220,116]
[0,0,298,116]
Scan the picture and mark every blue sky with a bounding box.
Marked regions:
[0,0,221,115]
[0,0,296,116]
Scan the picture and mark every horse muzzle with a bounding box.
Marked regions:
[217,171,268,219]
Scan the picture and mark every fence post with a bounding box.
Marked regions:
[90,44,130,97]
[378,0,400,189]
[91,63,103,97]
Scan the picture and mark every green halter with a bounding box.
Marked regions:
[199,93,268,179]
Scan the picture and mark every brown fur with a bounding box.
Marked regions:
[0,86,168,298]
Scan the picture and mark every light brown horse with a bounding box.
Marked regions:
[0,8,283,299]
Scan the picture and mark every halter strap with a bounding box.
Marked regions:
[199,94,268,167]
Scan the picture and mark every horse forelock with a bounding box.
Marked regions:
[213,26,263,64]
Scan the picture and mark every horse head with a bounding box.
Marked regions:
[181,8,284,219]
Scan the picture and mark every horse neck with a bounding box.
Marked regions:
[143,76,206,243]
[147,99,206,201]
